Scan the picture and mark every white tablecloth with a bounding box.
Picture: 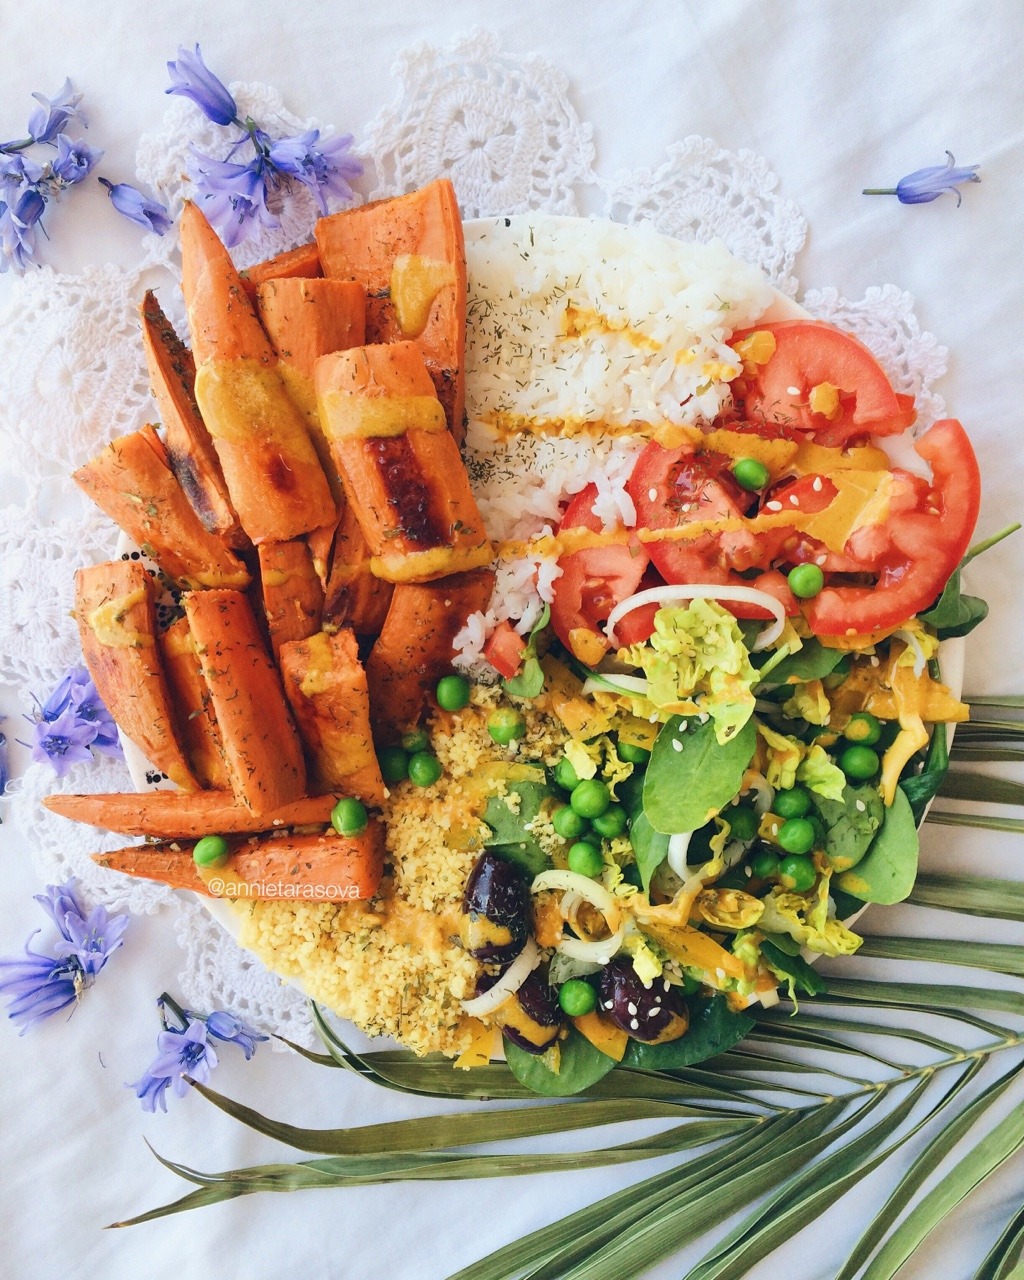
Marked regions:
[2,4,1022,1278]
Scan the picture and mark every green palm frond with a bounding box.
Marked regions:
[111,701,1024,1279]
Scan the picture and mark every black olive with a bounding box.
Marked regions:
[475,964,563,1055]
[460,852,530,963]
[597,956,689,1044]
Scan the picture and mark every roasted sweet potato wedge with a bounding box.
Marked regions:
[239,240,323,304]
[44,790,341,839]
[315,341,492,583]
[140,290,246,549]
[94,823,385,901]
[75,561,198,791]
[158,617,228,789]
[257,540,324,660]
[315,179,467,440]
[365,569,494,739]
[278,629,385,805]
[183,588,306,814]
[180,201,335,544]
[73,426,251,591]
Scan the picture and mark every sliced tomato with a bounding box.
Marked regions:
[483,620,527,679]
[550,484,650,657]
[626,442,796,619]
[730,320,907,447]
[804,419,980,635]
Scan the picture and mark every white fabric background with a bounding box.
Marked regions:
[1,3,1022,1278]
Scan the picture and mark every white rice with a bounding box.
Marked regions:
[453,215,773,670]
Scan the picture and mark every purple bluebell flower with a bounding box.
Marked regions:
[205,1010,268,1059]
[26,79,87,145]
[0,151,45,201]
[52,134,102,186]
[0,185,46,274]
[130,1017,219,1112]
[0,877,128,1031]
[35,880,128,977]
[166,45,238,127]
[97,178,172,236]
[864,152,981,206]
[267,130,363,214]
[30,706,95,776]
[0,718,8,797]
[190,151,278,248]
[0,942,82,1031]
[38,665,91,723]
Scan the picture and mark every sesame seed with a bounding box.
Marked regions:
[765,500,783,511]
[812,477,823,492]
[630,1018,640,1030]
[855,799,867,812]
[603,1000,613,1010]
[627,1001,638,1016]
[870,656,880,667]
[649,487,658,501]
[787,385,801,396]
[789,494,800,506]
[663,980,671,992]
[646,1007,659,1017]
[816,555,827,566]
[672,739,683,752]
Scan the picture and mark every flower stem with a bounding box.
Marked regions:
[158,991,190,1030]
[963,522,1022,567]
[862,188,897,196]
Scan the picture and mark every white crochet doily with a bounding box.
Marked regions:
[0,29,948,1049]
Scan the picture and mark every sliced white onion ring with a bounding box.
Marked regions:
[604,583,786,651]
[582,673,651,698]
[895,628,927,677]
[459,936,540,1017]
[556,923,626,965]
[532,869,622,930]
[666,831,692,879]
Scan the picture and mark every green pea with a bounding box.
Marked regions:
[330,797,368,838]
[435,674,471,712]
[787,563,826,599]
[553,757,580,792]
[193,835,229,867]
[401,728,431,754]
[591,804,628,839]
[774,787,811,819]
[840,745,880,780]
[552,805,588,841]
[567,840,605,878]
[843,712,882,746]
[726,804,759,841]
[777,817,816,855]
[778,854,817,892]
[749,846,781,879]
[616,741,651,766]
[487,707,526,745]
[558,978,598,1017]
[407,751,443,788]
[569,778,611,819]
[732,456,771,491]
[378,746,410,785]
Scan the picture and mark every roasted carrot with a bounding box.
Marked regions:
[183,588,306,814]
[315,341,492,583]
[278,629,385,805]
[157,617,228,789]
[180,201,335,544]
[365,569,494,739]
[257,540,324,660]
[75,561,198,791]
[94,823,385,901]
[73,426,251,591]
[321,502,394,634]
[44,790,341,839]
[315,179,467,440]
[140,290,247,549]
[239,240,323,303]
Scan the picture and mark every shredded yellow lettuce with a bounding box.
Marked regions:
[758,870,863,957]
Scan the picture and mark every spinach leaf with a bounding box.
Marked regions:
[810,784,884,872]
[503,604,550,698]
[481,780,552,877]
[836,785,919,904]
[643,716,757,834]
[621,995,754,1070]
[755,639,848,686]
[760,938,827,997]
[628,811,669,893]
[900,722,949,825]
[831,887,868,922]
[504,1026,617,1096]
[919,569,989,639]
